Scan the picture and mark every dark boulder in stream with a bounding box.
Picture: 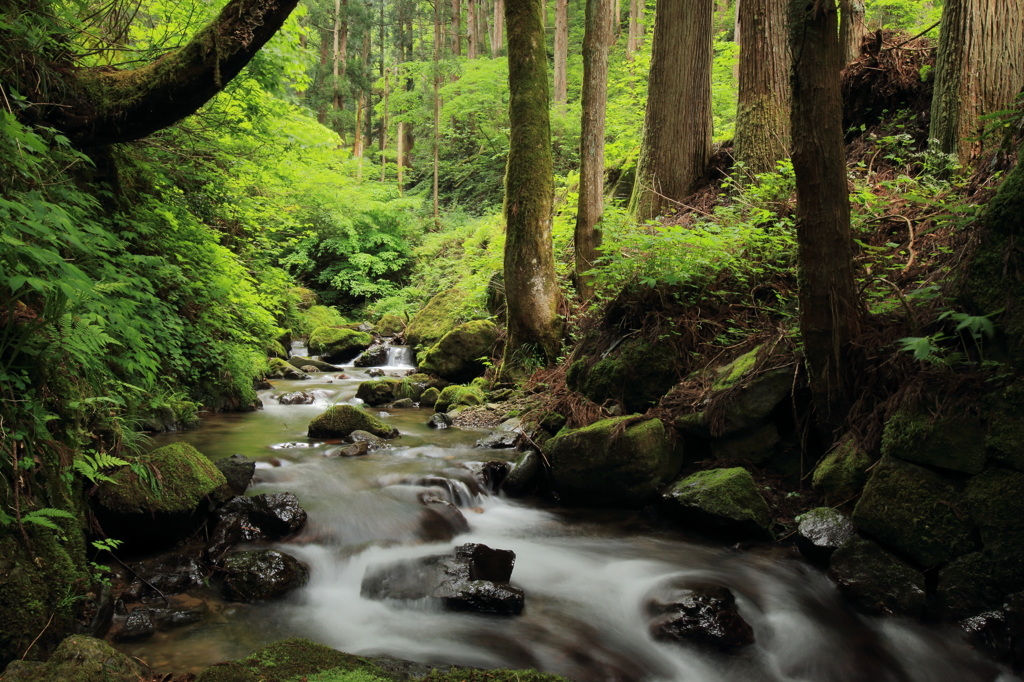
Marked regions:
[278,391,315,405]
[215,454,255,495]
[795,507,855,565]
[206,492,308,562]
[222,549,309,602]
[647,583,754,650]
[361,542,524,615]
[427,412,453,428]
[354,343,389,367]
[308,404,399,439]
[827,535,926,617]
[501,450,542,497]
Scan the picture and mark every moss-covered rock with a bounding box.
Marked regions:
[308,327,374,363]
[932,552,1005,619]
[546,417,680,507]
[851,457,976,569]
[434,385,485,413]
[375,314,406,336]
[405,288,473,350]
[881,408,986,475]
[357,379,401,406]
[0,635,145,682]
[195,638,391,682]
[417,320,498,383]
[308,405,399,439]
[267,340,289,360]
[964,467,1024,592]
[709,351,792,435]
[565,337,679,414]
[985,379,1024,472]
[288,356,336,372]
[827,536,926,617]
[709,422,780,464]
[660,467,771,538]
[420,387,441,408]
[267,358,309,380]
[97,443,227,515]
[812,437,873,503]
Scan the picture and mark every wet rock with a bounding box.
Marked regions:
[354,343,389,367]
[427,412,453,429]
[964,466,1024,592]
[308,327,373,364]
[389,398,414,408]
[267,358,309,380]
[478,461,512,492]
[378,411,392,418]
[417,320,499,383]
[419,493,470,538]
[113,608,154,641]
[546,417,680,507]
[222,549,309,602]
[288,356,336,372]
[420,387,441,407]
[367,368,385,377]
[300,365,319,374]
[331,441,370,457]
[307,404,399,439]
[476,430,519,448]
[647,583,754,650]
[2,636,145,682]
[349,430,389,450]
[121,550,206,600]
[827,535,926,617]
[149,598,209,630]
[206,492,308,561]
[501,450,542,497]
[961,611,1012,665]
[882,407,986,475]
[660,467,771,539]
[278,391,315,405]
[361,543,523,615]
[795,507,855,565]
[215,454,256,496]
[932,552,1005,619]
[851,457,976,569]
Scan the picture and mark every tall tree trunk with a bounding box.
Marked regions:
[381,68,389,182]
[733,0,740,43]
[575,0,613,300]
[405,18,417,161]
[734,0,789,176]
[468,0,479,58]
[434,0,442,219]
[789,0,860,431]
[503,0,562,364]
[452,0,463,55]
[554,0,569,111]
[318,31,331,124]
[839,0,865,64]
[397,120,405,192]
[492,0,505,55]
[480,0,491,56]
[626,0,639,59]
[628,0,713,221]
[332,0,349,143]
[930,0,1024,165]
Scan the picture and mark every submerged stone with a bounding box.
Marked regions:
[647,583,755,650]
[827,535,926,617]
[308,404,399,439]
[660,467,771,539]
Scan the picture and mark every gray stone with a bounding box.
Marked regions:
[501,450,542,497]
[222,549,309,602]
[795,507,855,565]
[215,454,255,496]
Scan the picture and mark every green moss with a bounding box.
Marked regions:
[307,405,398,439]
[308,327,373,363]
[268,340,289,359]
[881,408,985,474]
[851,457,976,569]
[420,387,441,408]
[663,467,771,535]
[433,385,485,412]
[812,438,873,502]
[374,314,405,336]
[546,417,680,507]
[356,379,400,406]
[0,635,145,682]
[288,356,336,372]
[964,467,1024,592]
[195,638,387,682]
[420,670,570,682]
[417,321,499,383]
[565,337,678,413]
[404,289,473,351]
[268,358,306,379]
[984,379,1024,471]
[711,346,760,391]
[97,442,227,515]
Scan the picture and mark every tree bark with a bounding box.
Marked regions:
[628,0,713,221]
[734,0,789,176]
[479,0,492,55]
[381,68,389,182]
[503,0,562,364]
[789,0,860,431]
[332,0,349,143]
[930,0,1024,164]
[626,0,639,59]
[434,0,442,218]
[452,0,463,55]
[575,0,613,300]
[838,0,865,64]
[554,0,569,111]
[47,0,299,147]
[468,0,479,58]
[492,0,505,55]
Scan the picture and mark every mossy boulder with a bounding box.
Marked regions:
[709,350,792,435]
[97,443,227,515]
[308,327,374,363]
[288,356,336,372]
[985,379,1024,472]
[267,340,289,360]
[964,467,1024,592]
[405,288,472,350]
[932,552,1005,619]
[417,320,498,383]
[0,636,145,682]
[881,408,986,475]
[660,467,771,538]
[546,417,680,507]
[565,337,679,414]
[420,387,441,408]
[356,377,430,406]
[434,385,485,413]
[308,405,399,439]
[375,314,405,336]
[827,536,926,617]
[851,457,976,569]
[267,358,308,380]
[812,437,873,503]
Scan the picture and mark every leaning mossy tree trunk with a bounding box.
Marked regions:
[789,0,861,432]
[27,0,299,147]
[502,0,563,366]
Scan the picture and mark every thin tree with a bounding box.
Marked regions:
[479,0,491,54]
[452,0,462,54]
[503,0,562,364]
[381,67,389,182]
[733,0,789,176]
[626,0,641,59]
[575,0,614,299]
[492,0,505,56]
[930,0,1024,164]
[789,0,861,430]
[553,0,569,111]
[433,0,442,218]
[628,0,713,221]
[838,0,864,64]
[332,0,349,142]
[468,0,479,57]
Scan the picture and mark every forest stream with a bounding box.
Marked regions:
[111,347,1019,682]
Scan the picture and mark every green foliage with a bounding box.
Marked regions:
[72,451,130,485]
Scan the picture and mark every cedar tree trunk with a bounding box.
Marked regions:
[554,0,569,110]
[839,0,865,64]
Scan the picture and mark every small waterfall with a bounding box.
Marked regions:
[385,345,415,369]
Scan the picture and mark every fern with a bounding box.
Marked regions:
[73,451,129,484]
[20,508,76,531]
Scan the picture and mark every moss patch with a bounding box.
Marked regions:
[420,387,441,408]
[711,347,760,391]
[419,670,570,682]
[434,385,485,413]
[375,314,405,336]
[308,328,374,363]
[308,405,398,439]
[661,467,771,538]
[405,289,473,351]
[984,379,1024,472]
[417,321,498,383]
[565,337,679,414]
[195,638,388,682]
[0,635,145,682]
[546,417,680,507]
[964,467,1024,592]
[97,442,226,515]
[812,438,873,502]
[851,457,976,569]
[881,408,986,475]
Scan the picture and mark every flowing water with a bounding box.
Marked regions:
[118,346,1019,682]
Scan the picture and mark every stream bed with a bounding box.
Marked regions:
[116,349,1020,682]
